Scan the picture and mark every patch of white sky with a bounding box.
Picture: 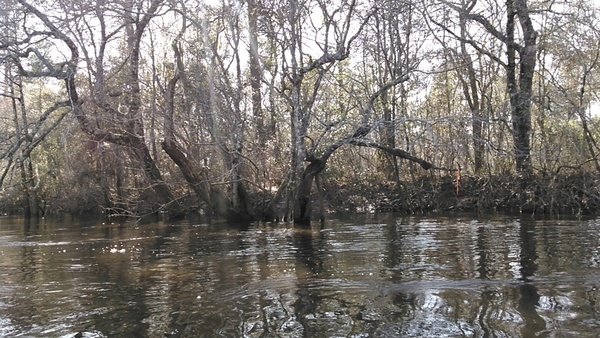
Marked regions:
[17,0,127,76]
[12,0,600,117]
[146,0,369,85]
[421,0,600,117]
[143,0,252,73]
[533,0,600,116]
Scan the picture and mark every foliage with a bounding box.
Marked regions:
[1,0,600,221]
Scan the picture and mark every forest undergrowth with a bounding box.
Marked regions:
[2,172,600,220]
[323,172,600,217]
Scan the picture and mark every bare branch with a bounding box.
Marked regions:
[349,139,455,171]
[426,12,506,67]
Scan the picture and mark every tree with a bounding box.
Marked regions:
[273,0,454,224]
[9,0,184,217]
[361,0,423,183]
[160,2,255,221]
[538,0,600,172]
[434,0,537,176]
[258,0,367,221]
[0,1,73,217]
[247,0,267,146]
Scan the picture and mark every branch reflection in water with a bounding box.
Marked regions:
[0,213,598,337]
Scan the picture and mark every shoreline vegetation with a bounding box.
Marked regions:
[359,173,600,216]
[2,171,599,221]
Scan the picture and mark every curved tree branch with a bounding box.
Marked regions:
[348,139,455,171]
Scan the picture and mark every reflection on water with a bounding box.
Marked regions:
[1,214,599,337]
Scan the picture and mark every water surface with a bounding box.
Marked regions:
[0,214,599,337]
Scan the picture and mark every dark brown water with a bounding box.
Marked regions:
[0,213,599,337]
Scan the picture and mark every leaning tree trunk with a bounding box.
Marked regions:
[292,135,449,225]
[129,135,183,216]
[292,73,420,225]
[161,134,254,222]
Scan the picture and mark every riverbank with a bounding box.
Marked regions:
[326,172,600,216]
[2,172,599,220]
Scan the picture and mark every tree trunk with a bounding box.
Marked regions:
[458,7,485,173]
[128,135,182,216]
[247,0,266,146]
[19,158,38,218]
[7,61,39,218]
[575,49,600,173]
[507,0,537,176]
[379,90,400,182]
[294,159,326,225]
[162,136,254,222]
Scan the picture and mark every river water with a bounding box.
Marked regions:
[0,213,599,337]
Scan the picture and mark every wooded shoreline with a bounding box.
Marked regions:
[2,172,598,221]
[2,0,599,224]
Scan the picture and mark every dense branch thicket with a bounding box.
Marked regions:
[1,0,599,223]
